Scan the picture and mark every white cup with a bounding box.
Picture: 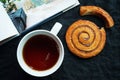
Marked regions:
[17,22,64,77]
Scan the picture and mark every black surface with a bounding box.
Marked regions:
[0,0,120,80]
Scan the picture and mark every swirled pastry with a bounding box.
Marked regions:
[65,20,106,58]
[80,6,114,28]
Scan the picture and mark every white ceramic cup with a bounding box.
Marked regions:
[17,22,64,77]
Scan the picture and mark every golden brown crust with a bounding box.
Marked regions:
[80,6,114,28]
[65,20,106,58]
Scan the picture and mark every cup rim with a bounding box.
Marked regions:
[17,30,64,77]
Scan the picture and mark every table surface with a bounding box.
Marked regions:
[0,0,120,80]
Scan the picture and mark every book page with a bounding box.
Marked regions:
[0,5,19,41]
[22,0,79,28]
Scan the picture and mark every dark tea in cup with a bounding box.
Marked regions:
[17,22,64,77]
[23,35,59,71]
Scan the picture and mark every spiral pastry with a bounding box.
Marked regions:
[65,20,106,58]
[80,6,114,28]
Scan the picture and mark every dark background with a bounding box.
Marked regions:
[0,0,120,80]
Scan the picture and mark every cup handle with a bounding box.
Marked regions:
[50,22,62,35]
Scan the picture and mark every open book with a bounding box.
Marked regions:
[0,5,19,45]
[0,0,80,45]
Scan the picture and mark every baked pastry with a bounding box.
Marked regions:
[65,20,106,58]
[80,6,114,28]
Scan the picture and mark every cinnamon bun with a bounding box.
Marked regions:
[65,20,106,58]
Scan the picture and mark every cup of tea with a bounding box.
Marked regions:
[17,22,64,77]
